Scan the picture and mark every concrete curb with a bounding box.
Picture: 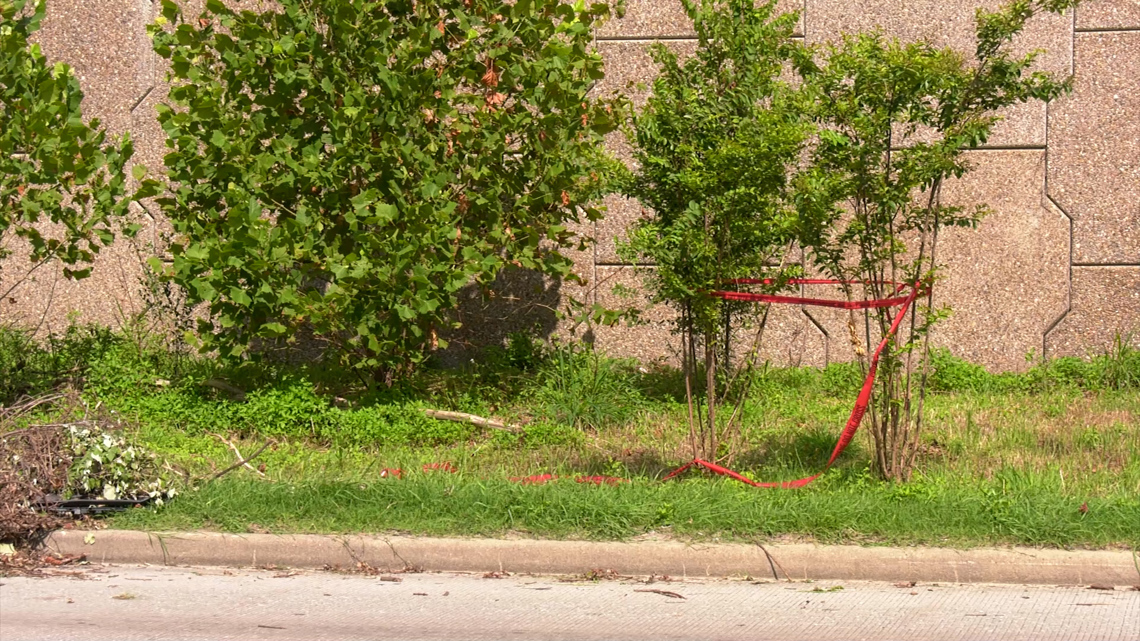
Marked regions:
[45,530,1140,586]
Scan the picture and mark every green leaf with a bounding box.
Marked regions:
[191,279,217,301]
[260,322,288,336]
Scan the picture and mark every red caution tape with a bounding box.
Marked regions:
[510,473,557,485]
[717,278,913,310]
[423,462,457,473]
[662,279,927,488]
[575,475,629,486]
[504,474,631,486]
[376,280,924,491]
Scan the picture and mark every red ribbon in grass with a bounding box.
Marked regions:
[423,462,458,473]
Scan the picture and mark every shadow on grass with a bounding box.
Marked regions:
[553,424,870,485]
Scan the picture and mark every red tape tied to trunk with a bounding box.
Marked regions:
[659,278,927,489]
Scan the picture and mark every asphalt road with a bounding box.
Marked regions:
[1,564,1137,641]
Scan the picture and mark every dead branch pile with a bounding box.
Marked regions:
[0,391,81,544]
[0,423,69,543]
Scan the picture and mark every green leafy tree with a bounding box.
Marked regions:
[150,0,624,381]
[793,0,1080,480]
[620,0,807,461]
[1,0,146,303]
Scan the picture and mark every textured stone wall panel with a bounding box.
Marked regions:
[752,304,829,368]
[33,0,153,135]
[4,0,156,330]
[806,0,1073,147]
[599,0,805,38]
[1076,0,1140,30]
[437,269,589,362]
[593,266,680,363]
[1047,32,1140,265]
[595,194,641,265]
[5,0,1136,369]
[0,230,153,333]
[805,0,1072,74]
[592,40,698,265]
[1046,267,1140,357]
[803,151,1069,372]
[591,267,828,367]
[933,151,1069,371]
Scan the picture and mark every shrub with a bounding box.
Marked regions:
[149,0,625,381]
[620,0,807,460]
[793,0,1081,480]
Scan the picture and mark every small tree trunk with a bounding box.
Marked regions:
[705,330,717,461]
[683,312,698,459]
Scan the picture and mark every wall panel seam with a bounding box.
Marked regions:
[1074,27,1140,33]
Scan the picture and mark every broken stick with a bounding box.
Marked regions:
[210,433,268,478]
[420,409,522,434]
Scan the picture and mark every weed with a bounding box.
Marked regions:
[532,341,644,431]
[928,337,1140,394]
[1095,333,1140,391]
[505,332,547,372]
[820,362,864,398]
[929,349,994,393]
[0,325,120,403]
[522,422,584,447]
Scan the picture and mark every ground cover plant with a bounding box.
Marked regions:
[1,324,1137,549]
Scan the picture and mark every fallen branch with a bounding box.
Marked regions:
[209,440,272,482]
[753,540,789,582]
[209,434,269,480]
[3,420,96,438]
[0,391,66,426]
[634,589,685,599]
[421,409,522,434]
[202,379,247,402]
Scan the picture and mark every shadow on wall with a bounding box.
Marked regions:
[436,268,567,367]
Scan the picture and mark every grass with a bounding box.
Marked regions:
[3,325,1139,549]
[108,471,1139,548]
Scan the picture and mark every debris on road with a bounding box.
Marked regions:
[634,588,685,599]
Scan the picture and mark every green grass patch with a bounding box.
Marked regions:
[3,324,1139,548]
[108,473,1140,548]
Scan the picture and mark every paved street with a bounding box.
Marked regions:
[1,564,1137,641]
